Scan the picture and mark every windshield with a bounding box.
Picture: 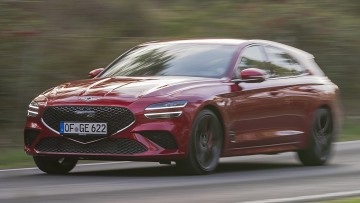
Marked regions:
[99,43,238,78]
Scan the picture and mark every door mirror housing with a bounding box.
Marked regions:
[231,68,266,83]
[88,68,104,78]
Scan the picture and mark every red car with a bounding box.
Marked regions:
[24,39,341,175]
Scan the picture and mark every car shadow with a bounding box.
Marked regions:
[64,161,306,177]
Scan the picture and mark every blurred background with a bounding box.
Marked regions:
[0,0,359,166]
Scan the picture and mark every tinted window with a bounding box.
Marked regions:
[100,43,238,78]
[264,46,306,78]
[235,45,267,78]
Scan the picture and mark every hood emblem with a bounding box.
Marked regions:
[79,96,100,102]
[74,110,96,118]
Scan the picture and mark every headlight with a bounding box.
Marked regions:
[27,101,39,117]
[145,100,187,111]
[144,100,187,119]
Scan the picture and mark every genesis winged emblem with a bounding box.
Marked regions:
[79,96,101,102]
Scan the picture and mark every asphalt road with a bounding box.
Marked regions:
[1,141,360,203]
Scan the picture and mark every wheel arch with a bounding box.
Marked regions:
[318,104,331,112]
[317,104,336,133]
[202,104,226,152]
[303,103,334,148]
[298,104,335,166]
[317,103,341,140]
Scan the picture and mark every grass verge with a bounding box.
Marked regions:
[340,118,360,141]
[319,197,360,202]
[0,147,34,169]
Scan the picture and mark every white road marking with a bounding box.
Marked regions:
[0,167,37,172]
[0,161,130,172]
[240,190,360,203]
[337,140,360,145]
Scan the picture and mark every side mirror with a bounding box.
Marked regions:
[88,68,104,78]
[232,68,266,83]
[240,68,266,82]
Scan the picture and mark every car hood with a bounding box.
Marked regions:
[44,76,219,102]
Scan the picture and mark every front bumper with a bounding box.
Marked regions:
[24,106,193,161]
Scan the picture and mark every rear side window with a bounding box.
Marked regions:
[264,46,306,78]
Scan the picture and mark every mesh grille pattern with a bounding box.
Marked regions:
[140,131,177,150]
[35,137,147,154]
[24,129,40,146]
[42,106,135,135]
[64,135,105,143]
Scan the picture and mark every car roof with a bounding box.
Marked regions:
[143,38,314,59]
[143,39,247,45]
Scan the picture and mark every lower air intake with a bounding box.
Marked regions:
[140,131,177,150]
[35,137,147,154]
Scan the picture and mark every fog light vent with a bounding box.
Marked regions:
[24,129,40,146]
[140,131,177,150]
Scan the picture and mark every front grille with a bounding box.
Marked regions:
[140,131,177,150]
[24,129,40,146]
[35,137,147,154]
[42,106,135,135]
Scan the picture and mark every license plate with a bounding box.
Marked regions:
[60,122,107,135]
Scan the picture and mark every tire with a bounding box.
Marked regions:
[176,109,223,175]
[33,156,78,174]
[298,108,334,166]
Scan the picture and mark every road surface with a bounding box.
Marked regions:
[0,141,359,203]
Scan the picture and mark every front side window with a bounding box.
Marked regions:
[235,45,267,78]
[99,43,238,78]
[264,46,306,78]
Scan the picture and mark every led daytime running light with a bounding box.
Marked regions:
[145,100,187,111]
[27,101,39,117]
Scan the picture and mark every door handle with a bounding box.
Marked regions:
[302,87,316,93]
[269,91,280,96]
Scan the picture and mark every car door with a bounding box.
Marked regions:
[262,45,314,143]
[229,45,282,148]
[227,44,292,149]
